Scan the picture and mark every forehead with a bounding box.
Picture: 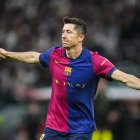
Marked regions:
[63,24,76,31]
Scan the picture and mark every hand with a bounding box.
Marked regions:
[0,48,7,58]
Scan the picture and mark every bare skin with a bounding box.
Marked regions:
[62,24,85,59]
[0,23,140,90]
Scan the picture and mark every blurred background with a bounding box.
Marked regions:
[0,0,140,140]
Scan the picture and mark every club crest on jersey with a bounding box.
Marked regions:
[64,67,72,76]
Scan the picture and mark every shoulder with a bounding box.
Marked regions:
[90,50,106,63]
[42,45,63,55]
[51,45,64,52]
[49,45,65,57]
[90,51,101,58]
[89,50,114,68]
[39,46,63,67]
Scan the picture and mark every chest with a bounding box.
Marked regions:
[49,55,94,86]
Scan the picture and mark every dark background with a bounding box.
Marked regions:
[0,0,140,140]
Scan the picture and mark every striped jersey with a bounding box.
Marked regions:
[39,46,116,134]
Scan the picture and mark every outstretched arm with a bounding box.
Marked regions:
[0,48,40,64]
[111,70,140,90]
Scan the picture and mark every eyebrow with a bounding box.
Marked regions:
[62,29,73,33]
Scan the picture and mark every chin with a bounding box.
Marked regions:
[62,44,70,48]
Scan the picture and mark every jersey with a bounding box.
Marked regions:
[39,46,116,134]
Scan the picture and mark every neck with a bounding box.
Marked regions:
[65,44,83,59]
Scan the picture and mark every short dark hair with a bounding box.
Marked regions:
[63,17,87,36]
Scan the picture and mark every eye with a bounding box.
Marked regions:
[62,30,72,34]
[67,30,72,34]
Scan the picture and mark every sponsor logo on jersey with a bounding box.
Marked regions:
[54,78,86,88]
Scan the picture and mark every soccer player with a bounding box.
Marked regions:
[0,17,140,140]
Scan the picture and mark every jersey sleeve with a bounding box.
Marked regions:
[39,47,54,68]
[91,51,116,79]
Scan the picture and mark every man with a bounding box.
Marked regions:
[0,17,140,140]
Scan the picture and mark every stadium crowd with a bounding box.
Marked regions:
[0,0,140,140]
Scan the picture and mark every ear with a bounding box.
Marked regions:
[79,34,85,42]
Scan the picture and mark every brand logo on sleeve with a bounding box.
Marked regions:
[64,67,72,76]
[55,60,59,64]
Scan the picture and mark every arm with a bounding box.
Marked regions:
[111,70,140,90]
[0,48,40,64]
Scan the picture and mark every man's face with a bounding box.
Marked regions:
[62,24,83,48]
